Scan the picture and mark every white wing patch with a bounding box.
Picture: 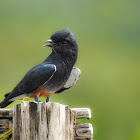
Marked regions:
[64,67,81,88]
[43,64,57,85]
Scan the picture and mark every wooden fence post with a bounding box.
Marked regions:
[0,102,93,140]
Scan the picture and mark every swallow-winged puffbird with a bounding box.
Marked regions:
[0,29,81,108]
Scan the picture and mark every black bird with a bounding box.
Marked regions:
[0,29,81,108]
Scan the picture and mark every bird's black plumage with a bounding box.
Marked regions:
[0,29,79,108]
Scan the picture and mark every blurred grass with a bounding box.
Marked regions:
[0,0,140,140]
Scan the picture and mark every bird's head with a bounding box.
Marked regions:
[43,29,78,58]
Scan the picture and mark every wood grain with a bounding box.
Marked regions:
[0,102,93,140]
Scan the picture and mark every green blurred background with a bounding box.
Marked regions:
[0,0,140,140]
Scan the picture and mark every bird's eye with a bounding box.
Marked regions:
[63,41,67,45]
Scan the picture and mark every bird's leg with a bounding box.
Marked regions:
[35,95,40,102]
[46,95,51,103]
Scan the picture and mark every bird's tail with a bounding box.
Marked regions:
[0,100,13,108]
[0,93,13,108]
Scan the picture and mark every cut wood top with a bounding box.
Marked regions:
[71,108,91,119]
[0,103,91,119]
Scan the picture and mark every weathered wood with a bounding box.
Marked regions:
[0,107,91,119]
[9,120,12,129]
[0,109,13,118]
[0,118,12,140]
[0,108,13,136]
[71,108,91,119]
[75,123,92,129]
[13,102,76,140]
[0,102,93,140]
[74,123,93,139]
[0,119,9,135]
[46,102,75,140]
[13,102,47,140]
[13,104,21,140]
[0,119,9,128]
[74,138,93,140]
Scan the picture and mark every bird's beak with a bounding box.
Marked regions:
[43,39,53,47]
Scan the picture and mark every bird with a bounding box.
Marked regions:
[0,29,81,108]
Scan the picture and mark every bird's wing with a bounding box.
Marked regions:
[8,63,56,99]
[55,67,81,93]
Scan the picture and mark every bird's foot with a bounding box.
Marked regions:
[46,99,50,103]
[46,95,51,103]
[35,95,41,102]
